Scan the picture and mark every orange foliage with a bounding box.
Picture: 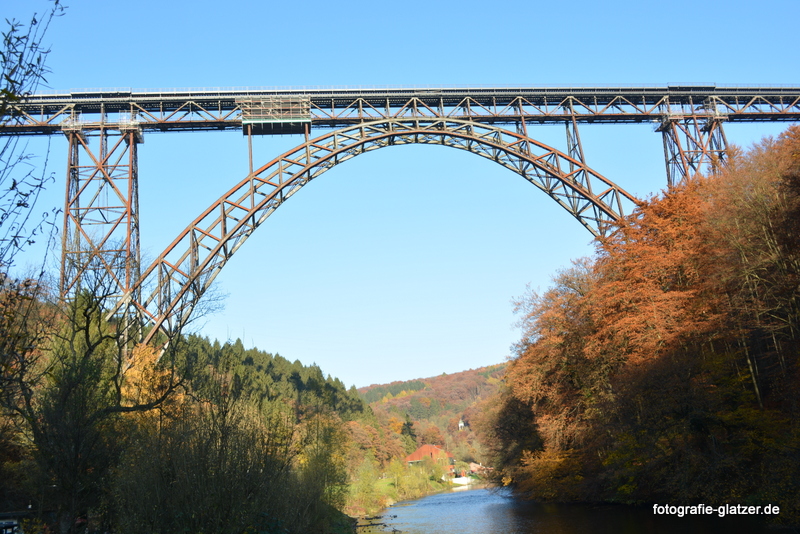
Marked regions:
[589,178,725,366]
[387,415,404,434]
[121,344,182,416]
[492,126,800,519]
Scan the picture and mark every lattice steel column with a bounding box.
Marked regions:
[565,103,586,168]
[658,114,728,187]
[60,122,142,304]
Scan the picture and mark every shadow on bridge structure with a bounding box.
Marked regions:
[2,85,799,344]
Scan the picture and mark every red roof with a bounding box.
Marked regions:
[404,444,454,464]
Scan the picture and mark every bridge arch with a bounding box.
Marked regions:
[128,118,639,343]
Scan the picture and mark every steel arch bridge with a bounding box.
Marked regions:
[2,85,799,343]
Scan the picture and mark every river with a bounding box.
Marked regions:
[375,487,774,534]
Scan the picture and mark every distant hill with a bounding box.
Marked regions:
[358,364,505,464]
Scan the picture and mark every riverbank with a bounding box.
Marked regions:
[345,461,486,518]
[354,514,398,534]
[352,482,489,533]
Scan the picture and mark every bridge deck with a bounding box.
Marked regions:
[3,85,799,135]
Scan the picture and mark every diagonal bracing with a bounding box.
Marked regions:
[121,119,638,343]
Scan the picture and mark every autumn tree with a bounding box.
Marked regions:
[700,127,800,407]
[0,244,190,532]
[484,126,800,521]
[419,423,446,448]
[0,1,65,514]
[0,0,64,401]
[114,368,300,534]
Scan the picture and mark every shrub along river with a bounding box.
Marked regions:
[373,487,776,534]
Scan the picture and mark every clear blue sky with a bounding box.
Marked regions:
[6,0,797,388]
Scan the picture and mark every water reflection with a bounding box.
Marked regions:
[382,487,770,534]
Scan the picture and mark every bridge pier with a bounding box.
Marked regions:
[60,120,142,307]
[658,114,728,187]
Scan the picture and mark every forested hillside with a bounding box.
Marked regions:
[0,288,494,531]
[478,126,800,524]
[0,317,369,533]
[360,365,504,465]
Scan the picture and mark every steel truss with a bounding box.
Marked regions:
[5,86,799,135]
[659,114,728,186]
[117,119,637,343]
[3,85,798,343]
[61,124,142,305]
[7,86,796,194]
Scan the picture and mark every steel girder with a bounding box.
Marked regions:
[119,119,637,344]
